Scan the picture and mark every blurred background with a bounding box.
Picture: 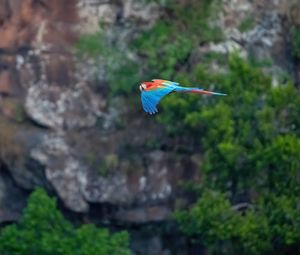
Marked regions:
[0,0,299,254]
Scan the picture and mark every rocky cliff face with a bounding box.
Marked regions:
[0,0,298,254]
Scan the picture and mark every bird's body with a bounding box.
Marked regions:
[139,79,226,114]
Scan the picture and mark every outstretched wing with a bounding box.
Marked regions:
[152,79,179,86]
[140,79,226,114]
[141,86,175,114]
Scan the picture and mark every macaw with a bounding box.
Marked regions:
[139,79,227,114]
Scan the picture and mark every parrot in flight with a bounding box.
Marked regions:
[139,79,227,114]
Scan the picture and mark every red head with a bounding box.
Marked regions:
[139,81,152,91]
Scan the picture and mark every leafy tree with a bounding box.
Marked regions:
[260,194,300,251]
[159,55,300,195]
[0,188,131,255]
[175,190,300,255]
[175,190,239,246]
[163,54,300,254]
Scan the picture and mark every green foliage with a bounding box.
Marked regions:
[234,210,271,255]
[76,33,107,56]
[169,0,223,42]
[260,194,300,247]
[256,134,300,193]
[0,188,131,255]
[175,190,270,255]
[291,26,300,58]
[202,52,228,65]
[76,31,140,96]
[175,190,238,244]
[166,54,300,254]
[107,61,140,95]
[133,21,192,79]
[239,16,255,32]
[98,154,119,177]
[159,54,300,194]
[176,190,300,255]
[132,0,222,79]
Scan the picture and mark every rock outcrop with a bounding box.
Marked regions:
[0,0,199,222]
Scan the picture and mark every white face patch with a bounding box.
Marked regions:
[140,83,147,91]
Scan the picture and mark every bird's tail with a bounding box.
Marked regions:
[187,88,227,96]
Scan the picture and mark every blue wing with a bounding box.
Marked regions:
[141,87,175,114]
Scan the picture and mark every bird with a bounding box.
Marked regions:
[139,79,227,114]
